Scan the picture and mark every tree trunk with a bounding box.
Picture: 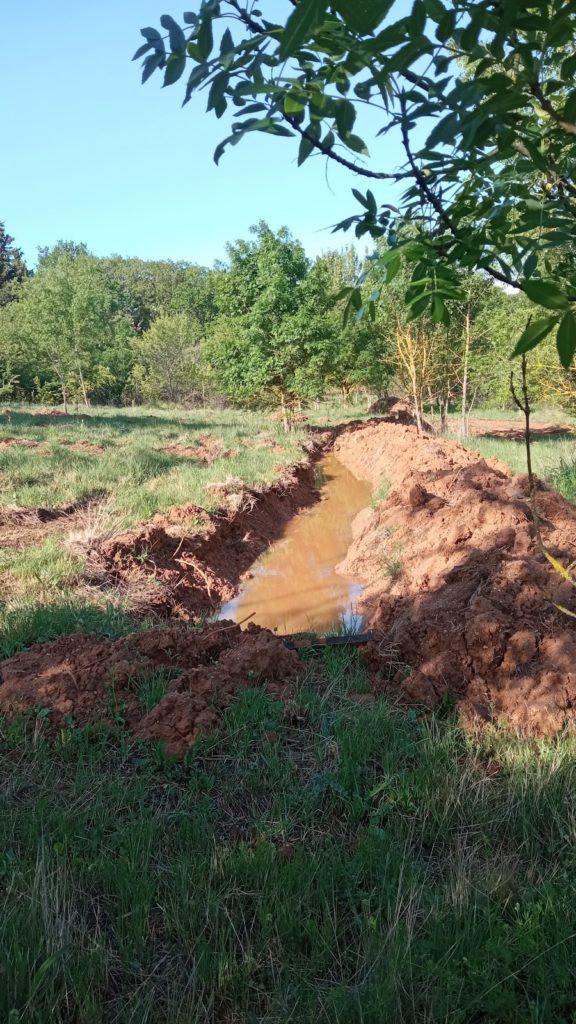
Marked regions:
[280,395,289,433]
[440,397,449,433]
[78,365,89,406]
[461,309,471,438]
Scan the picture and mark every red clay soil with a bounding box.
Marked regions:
[334,421,576,734]
[91,461,319,618]
[0,622,299,756]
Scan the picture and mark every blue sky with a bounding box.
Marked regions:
[1,1,411,268]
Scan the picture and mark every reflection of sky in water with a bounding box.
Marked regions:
[219,454,371,634]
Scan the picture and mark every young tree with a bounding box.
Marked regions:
[15,255,117,410]
[130,312,209,402]
[136,2,576,365]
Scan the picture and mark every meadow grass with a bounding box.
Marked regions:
[2,646,576,1023]
[0,405,307,522]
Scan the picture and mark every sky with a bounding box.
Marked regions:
[1,1,411,269]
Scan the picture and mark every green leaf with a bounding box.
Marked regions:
[160,14,186,52]
[142,52,165,83]
[523,253,538,279]
[133,41,154,61]
[163,52,186,86]
[140,26,163,42]
[297,122,321,165]
[333,0,394,33]
[556,310,576,369]
[197,17,214,59]
[431,293,448,324]
[345,133,370,155]
[523,279,570,311]
[511,317,558,357]
[279,0,326,59]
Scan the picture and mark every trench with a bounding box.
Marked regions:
[219,453,372,634]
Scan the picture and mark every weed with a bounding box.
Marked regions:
[382,542,403,578]
[370,478,391,507]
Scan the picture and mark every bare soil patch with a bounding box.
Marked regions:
[59,439,104,455]
[468,418,574,440]
[0,436,42,449]
[162,433,237,463]
[0,622,299,756]
[334,422,576,735]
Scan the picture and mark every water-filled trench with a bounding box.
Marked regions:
[220,453,372,634]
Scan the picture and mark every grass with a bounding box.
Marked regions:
[3,400,576,1019]
[0,405,307,522]
[0,404,309,647]
[3,646,576,1022]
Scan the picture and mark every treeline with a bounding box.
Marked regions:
[0,219,573,427]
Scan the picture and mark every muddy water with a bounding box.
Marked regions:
[220,454,371,634]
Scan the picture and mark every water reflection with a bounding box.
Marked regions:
[219,454,371,634]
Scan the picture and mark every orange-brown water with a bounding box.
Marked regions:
[220,454,371,633]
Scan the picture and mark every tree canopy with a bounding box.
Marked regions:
[135,0,576,364]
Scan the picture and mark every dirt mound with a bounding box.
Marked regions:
[0,622,300,756]
[163,434,237,463]
[60,440,104,455]
[92,462,318,618]
[335,422,576,734]
[368,396,434,433]
[0,436,42,448]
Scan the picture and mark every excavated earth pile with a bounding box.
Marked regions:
[0,623,299,756]
[91,461,318,618]
[2,419,576,745]
[334,422,576,734]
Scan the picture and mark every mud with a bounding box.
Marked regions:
[334,422,576,734]
[91,461,319,618]
[0,622,299,756]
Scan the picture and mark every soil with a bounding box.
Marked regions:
[3,417,576,745]
[162,434,237,463]
[334,421,576,735]
[0,622,299,756]
[467,418,574,440]
[90,461,319,618]
[60,439,104,455]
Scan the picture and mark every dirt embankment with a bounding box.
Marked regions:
[90,459,320,619]
[0,623,299,757]
[3,418,576,744]
[334,422,576,734]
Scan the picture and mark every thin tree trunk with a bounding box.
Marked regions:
[461,309,471,438]
[78,365,89,406]
[280,395,289,433]
[440,397,449,433]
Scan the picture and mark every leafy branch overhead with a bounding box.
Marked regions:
[135,0,576,365]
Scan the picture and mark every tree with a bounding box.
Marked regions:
[136,1,576,365]
[14,255,117,410]
[207,222,332,427]
[0,223,28,307]
[129,312,209,402]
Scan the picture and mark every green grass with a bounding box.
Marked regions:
[3,647,576,1022]
[0,405,307,522]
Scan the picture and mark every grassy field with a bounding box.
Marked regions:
[0,405,306,521]
[0,405,307,655]
[3,402,576,1022]
[3,646,576,1023]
